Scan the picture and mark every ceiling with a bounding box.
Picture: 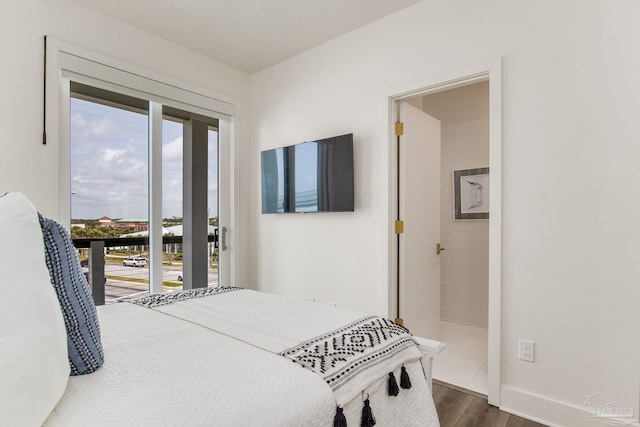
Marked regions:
[70,0,423,74]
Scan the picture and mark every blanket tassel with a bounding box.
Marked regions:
[400,365,412,389]
[361,399,376,427]
[388,372,399,396]
[334,406,347,427]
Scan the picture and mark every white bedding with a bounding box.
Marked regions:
[153,289,422,406]
[154,289,367,352]
[45,294,440,426]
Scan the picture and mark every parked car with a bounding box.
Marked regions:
[122,257,147,267]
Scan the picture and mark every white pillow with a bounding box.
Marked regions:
[0,193,69,426]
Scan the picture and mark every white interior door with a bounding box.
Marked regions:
[398,101,442,340]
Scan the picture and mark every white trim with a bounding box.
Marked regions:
[57,76,72,227]
[501,385,640,427]
[60,59,233,122]
[217,119,235,285]
[486,57,503,407]
[148,101,163,294]
[441,308,488,329]
[48,38,235,118]
[384,57,503,406]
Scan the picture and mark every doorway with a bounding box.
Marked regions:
[387,60,502,406]
[422,81,490,395]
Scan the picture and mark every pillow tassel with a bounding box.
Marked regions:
[360,399,376,427]
[334,406,348,427]
[388,372,399,396]
[400,365,412,389]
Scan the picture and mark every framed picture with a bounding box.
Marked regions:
[454,167,489,220]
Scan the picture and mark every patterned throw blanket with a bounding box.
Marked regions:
[280,315,419,403]
[131,288,422,413]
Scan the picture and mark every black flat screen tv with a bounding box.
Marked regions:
[261,133,354,213]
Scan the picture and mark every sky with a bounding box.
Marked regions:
[70,97,218,220]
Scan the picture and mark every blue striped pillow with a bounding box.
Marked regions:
[39,214,104,375]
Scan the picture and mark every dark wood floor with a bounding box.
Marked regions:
[433,381,548,427]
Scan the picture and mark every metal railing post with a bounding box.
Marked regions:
[73,234,218,304]
[89,240,105,306]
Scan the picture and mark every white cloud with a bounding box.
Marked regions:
[70,111,118,145]
[70,98,219,219]
[71,112,87,129]
[103,148,126,162]
[163,136,183,162]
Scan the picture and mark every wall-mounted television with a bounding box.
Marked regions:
[261,133,354,213]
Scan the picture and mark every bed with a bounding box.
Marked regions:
[0,192,441,427]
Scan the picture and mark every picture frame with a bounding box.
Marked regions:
[453,167,489,220]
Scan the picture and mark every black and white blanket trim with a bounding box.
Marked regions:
[130,286,242,308]
[130,287,420,427]
[280,315,416,392]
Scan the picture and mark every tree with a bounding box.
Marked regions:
[71,225,134,239]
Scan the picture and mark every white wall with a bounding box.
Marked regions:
[251,1,640,425]
[3,0,638,424]
[0,0,252,286]
[421,82,490,328]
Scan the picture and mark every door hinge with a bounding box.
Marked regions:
[394,121,404,136]
[395,220,405,234]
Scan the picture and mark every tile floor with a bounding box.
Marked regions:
[432,320,488,395]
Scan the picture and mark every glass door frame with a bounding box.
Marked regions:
[47,38,238,292]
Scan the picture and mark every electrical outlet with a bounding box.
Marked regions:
[519,339,535,362]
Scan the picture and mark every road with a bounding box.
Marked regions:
[105,263,218,284]
[100,262,219,303]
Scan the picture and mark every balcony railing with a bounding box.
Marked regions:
[73,231,218,305]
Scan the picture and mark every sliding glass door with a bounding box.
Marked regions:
[69,84,222,301]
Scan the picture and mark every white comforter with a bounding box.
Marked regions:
[44,292,439,427]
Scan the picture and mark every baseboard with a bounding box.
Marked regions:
[434,379,487,399]
[500,385,640,427]
[441,307,488,328]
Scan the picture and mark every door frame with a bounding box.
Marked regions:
[386,58,502,406]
